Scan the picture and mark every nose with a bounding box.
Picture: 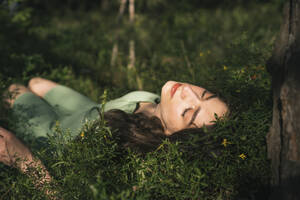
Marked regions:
[180,85,200,103]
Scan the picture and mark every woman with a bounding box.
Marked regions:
[0,77,228,192]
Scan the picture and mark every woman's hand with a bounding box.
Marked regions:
[0,127,35,171]
[0,128,14,166]
[0,127,54,197]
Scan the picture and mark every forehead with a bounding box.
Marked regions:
[186,83,208,94]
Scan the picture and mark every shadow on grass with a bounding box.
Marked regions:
[0,9,107,87]
[236,175,271,200]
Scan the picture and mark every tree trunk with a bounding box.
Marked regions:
[267,0,300,199]
[111,0,127,67]
[127,0,142,89]
[128,0,135,70]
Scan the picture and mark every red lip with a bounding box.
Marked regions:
[171,83,182,98]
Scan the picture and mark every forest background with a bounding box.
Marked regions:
[0,0,285,199]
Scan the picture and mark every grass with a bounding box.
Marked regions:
[0,1,282,199]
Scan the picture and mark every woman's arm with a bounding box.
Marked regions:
[0,127,52,188]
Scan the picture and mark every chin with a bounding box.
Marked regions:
[164,129,174,136]
[162,80,176,89]
[161,81,176,96]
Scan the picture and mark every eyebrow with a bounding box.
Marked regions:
[188,107,200,126]
[205,94,218,100]
[201,90,207,98]
[201,90,218,101]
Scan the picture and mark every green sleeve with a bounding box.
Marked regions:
[103,91,160,113]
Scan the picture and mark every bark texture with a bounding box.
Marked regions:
[267,0,300,199]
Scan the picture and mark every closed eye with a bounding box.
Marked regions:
[181,107,200,128]
[191,122,198,128]
[201,90,207,98]
[181,108,192,117]
[188,107,200,126]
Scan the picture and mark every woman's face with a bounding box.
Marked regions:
[156,81,228,135]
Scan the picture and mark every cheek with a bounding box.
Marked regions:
[162,104,182,129]
[197,110,214,127]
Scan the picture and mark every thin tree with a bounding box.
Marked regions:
[111,0,127,66]
[267,0,300,199]
[127,0,142,89]
[111,0,142,89]
[128,0,135,70]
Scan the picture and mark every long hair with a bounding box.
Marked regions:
[104,109,166,153]
[104,109,212,153]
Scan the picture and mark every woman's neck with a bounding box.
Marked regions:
[134,102,157,117]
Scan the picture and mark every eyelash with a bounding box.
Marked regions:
[182,108,200,128]
[182,108,192,117]
[191,123,197,128]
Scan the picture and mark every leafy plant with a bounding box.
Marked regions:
[0,1,281,199]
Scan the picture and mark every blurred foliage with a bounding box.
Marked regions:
[0,0,284,199]
[14,0,287,13]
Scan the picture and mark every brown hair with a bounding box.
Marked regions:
[104,109,211,153]
[104,109,166,153]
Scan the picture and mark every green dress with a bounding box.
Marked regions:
[12,85,160,140]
